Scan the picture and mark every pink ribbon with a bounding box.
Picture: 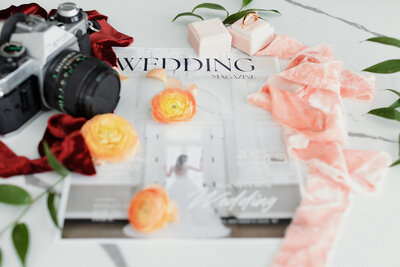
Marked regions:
[248,35,390,267]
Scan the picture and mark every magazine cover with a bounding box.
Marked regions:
[57,48,302,240]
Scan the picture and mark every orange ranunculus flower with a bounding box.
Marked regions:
[81,114,140,164]
[151,88,197,124]
[128,184,178,233]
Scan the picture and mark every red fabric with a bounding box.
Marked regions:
[0,114,96,178]
[0,3,133,66]
[0,3,47,19]
[89,16,133,67]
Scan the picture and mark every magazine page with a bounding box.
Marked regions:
[58,48,302,240]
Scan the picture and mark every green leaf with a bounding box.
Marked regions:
[368,107,400,121]
[367,36,400,49]
[43,142,69,178]
[390,158,400,167]
[192,3,229,16]
[363,59,400,74]
[0,185,31,205]
[389,99,400,108]
[223,9,281,25]
[223,10,249,25]
[172,12,204,22]
[386,89,400,97]
[47,192,59,228]
[0,248,2,267]
[247,9,281,15]
[241,0,253,9]
[12,223,29,267]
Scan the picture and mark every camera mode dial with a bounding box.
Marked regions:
[0,42,26,60]
[0,42,27,75]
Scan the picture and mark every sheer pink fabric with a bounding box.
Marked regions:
[256,34,307,59]
[248,36,390,267]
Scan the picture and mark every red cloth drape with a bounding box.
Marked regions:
[0,3,47,19]
[0,114,95,178]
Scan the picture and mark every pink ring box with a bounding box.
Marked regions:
[188,18,232,57]
[228,17,275,56]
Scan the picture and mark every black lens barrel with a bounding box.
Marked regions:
[44,50,120,118]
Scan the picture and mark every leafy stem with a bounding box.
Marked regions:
[172,0,280,25]
[0,142,70,266]
[0,206,29,238]
[0,176,65,239]
[365,36,400,167]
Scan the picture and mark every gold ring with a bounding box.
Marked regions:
[242,12,259,28]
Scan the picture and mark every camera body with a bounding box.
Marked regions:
[0,3,121,135]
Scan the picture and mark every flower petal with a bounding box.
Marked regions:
[146,68,168,83]
[183,83,199,97]
[165,78,183,89]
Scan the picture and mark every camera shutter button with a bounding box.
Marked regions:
[57,3,80,17]
[55,2,83,24]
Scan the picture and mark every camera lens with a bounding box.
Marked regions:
[44,50,120,118]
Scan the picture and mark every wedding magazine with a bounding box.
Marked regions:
[57,48,302,240]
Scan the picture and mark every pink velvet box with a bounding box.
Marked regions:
[188,18,232,57]
[228,17,275,56]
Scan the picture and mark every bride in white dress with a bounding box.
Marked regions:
[123,154,231,238]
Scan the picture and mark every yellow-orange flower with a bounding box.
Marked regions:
[81,114,140,164]
[151,89,197,124]
[128,184,178,233]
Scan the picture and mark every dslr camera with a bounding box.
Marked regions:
[0,2,121,135]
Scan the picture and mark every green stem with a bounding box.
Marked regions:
[0,176,66,238]
[0,205,30,237]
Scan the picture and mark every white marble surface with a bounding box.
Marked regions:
[0,0,400,267]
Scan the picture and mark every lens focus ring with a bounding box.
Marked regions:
[44,49,121,118]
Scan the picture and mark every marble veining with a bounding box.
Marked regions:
[348,131,398,143]
[282,0,384,37]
